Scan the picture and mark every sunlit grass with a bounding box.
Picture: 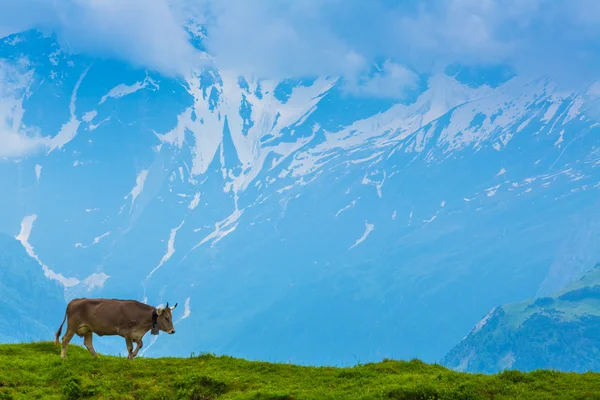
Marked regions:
[1,342,599,399]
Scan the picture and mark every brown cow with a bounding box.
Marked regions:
[54,298,177,359]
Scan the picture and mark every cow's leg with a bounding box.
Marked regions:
[61,330,75,359]
[125,337,134,360]
[83,333,98,358]
[131,339,143,358]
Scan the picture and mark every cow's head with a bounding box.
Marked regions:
[156,302,178,334]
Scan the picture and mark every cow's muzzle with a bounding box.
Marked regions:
[169,330,175,334]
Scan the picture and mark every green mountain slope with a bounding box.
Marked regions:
[0,234,65,343]
[2,342,600,399]
[442,263,600,374]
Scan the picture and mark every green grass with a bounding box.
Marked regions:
[2,342,600,399]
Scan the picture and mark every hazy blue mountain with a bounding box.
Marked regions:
[0,234,65,343]
[3,29,600,366]
[442,263,600,373]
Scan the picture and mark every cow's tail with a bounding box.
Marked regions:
[54,310,68,346]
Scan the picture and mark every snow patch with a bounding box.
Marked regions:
[147,221,185,281]
[49,68,89,152]
[100,75,159,104]
[517,188,533,196]
[423,215,437,224]
[82,272,110,291]
[555,129,565,147]
[349,221,374,250]
[190,207,243,250]
[35,164,42,182]
[542,103,559,122]
[485,184,501,197]
[156,70,335,194]
[124,169,148,213]
[80,234,110,248]
[471,307,497,335]
[499,352,516,370]
[335,200,356,217]
[361,170,386,198]
[563,97,583,125]
[89,117,110,131]
[15,215,80,287]
[75,232,110,249]
[139,335,159,357]
[177,297,192,322]
[82,110,97,122]
[188,192,201,210]
[48,49,62,66]
[276,184,294,194]
[516,117,532,133]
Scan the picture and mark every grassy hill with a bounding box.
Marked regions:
[2,343,600,399]
[442,263,600,374]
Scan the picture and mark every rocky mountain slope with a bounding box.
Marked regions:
[3,29,600,366]
[442,263,600,373]
[0,234,65,343]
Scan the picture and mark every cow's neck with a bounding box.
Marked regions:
[150,308,159,335]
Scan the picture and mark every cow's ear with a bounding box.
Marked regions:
[156,307,164,316]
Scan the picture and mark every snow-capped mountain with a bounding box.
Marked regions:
[3,29,600,366]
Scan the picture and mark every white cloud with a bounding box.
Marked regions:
[344,61,420,99]
[0,60,48,158]
[0,129,47,158]
[0,1,56,39]
[0,0,202,77]
[2,0,600,96]
[179,0,600,93]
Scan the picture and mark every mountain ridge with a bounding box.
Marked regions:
[3,28,600,367]
[442,262,600,373]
